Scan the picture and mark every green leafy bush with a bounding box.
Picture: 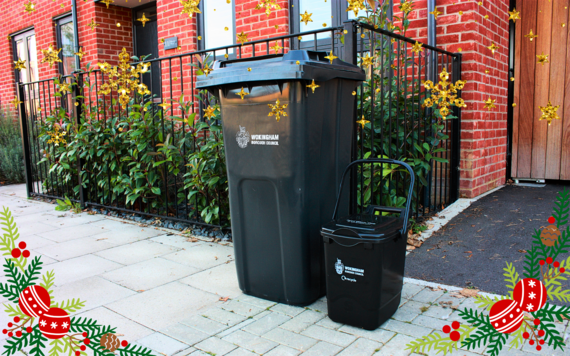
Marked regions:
[0,108,25,183]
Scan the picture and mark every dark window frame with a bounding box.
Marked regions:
[11,27,36,84]
[54,14,75,76]
[197,0,237,59]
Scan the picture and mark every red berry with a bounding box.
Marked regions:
[1,329,6,334]
[452,321,460,330]
[561,268,566,273]
[442,325,451,333]
[84,338,90,345]
[554,261,560,268]
[8,332,13,337]
[11,249,21,259]
[82,332,88,337]
[523,332,529,339]
[75,352,80,356]
[539,339,545,345]
[546,257,553,264]
[121,340,128,347]
[13,317,20,323]
[7,323,12,328]
[539,260,545,266]
[548,217,555,224]
[450,331,461,342]
[15,331,21,337]
[529,340,535,345]
[534,318,541,326]
[80,346,86,351]
[26,327,32,333]
[536,345,542,351]
[22,250,30,258]
[18,242,26,249]
[538,330,545,337]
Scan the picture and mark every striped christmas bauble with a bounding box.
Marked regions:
[489,299,524,334]
[18,285,51,318]
[39,308,70,340]
[540,225,561,247]
[513,278,547,312]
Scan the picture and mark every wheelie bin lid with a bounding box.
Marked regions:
[321,213,406,246]
[196,50,365,91]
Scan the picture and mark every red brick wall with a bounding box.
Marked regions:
[395,0,510,198]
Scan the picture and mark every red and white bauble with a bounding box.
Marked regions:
[39,308,70,340]
[19,285,51,318]
[513,278,547,312]
[489,299,524,334]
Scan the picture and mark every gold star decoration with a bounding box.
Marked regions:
[356,116,370,129]
[97,48,151,109]
[510,77,515,81]
[237,32,248,45]
[429,6,442,20]
[508,8,520,22]
[300,10,313,26]
[271,42,282,53]
[537,53,549,65]
[346,0,366,17]
[101,0,114,9]
[411,41,424,55]
[88,19,99,31]
[74,47,86,60]
[268,99,288,122]
[255,0,282,17]
[525,29,538,42]
[202,62,213,77]
[325,51,338,64]
[361,53,374,67]
[58,82,71,95]
[11,96,22,109]
[422,68,467,120]
[46,124,67,147]
[236,87,249,100]
[204,105,217,120]
[539,101,560,126]
[180,0,201,19]
[24,1,35,13]
[484,97,496,111]
[400,1,413,14]
[138,13,150,27]
[40,45,62,68]
[307,80,320,93]
[158,102,171,110]
[14,59,26,71]
[488,42,499,54]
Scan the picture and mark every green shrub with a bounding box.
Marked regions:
[0,108,25,183]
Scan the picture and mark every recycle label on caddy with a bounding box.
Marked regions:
[335,258,365,283]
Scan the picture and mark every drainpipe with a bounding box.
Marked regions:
[71,0,80,71]
[427,0,437,82]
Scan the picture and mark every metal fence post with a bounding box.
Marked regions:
[73,73,86,208]
[17,84,33,197]
[451,54,462,202]
[343,20,358,215]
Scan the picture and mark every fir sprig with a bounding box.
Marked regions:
[533,303,570,323]
[40,270,55,307]
[2,329,33,356]
[532,316,565,350]
[48,338,64,356]
[21,256,43,290]
[69,317,104,334]
[0,207,27,272]
[473,295,507,312]
[117,344,156,356]
[553,188,569,227]
[503,262,519,298]
[54,298,86,314]
[523,244,541,279]
[3,259,24,297]
[459,309,500,351]
[3,303,29,320]
[485,332,509,356]
[29,327,48,356]
[508,325,524,350]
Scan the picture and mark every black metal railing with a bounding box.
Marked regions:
[16,20,461,228]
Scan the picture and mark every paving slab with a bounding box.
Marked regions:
[102,257,199,291]
[91,226,166,245]
[180,314,229,336]
[194,336,237,355]
[279,310,324,333]
[302,341,343,356]
[106,282,219,330]
[180,261,242,298]
[47,254,123,286]
[95,240,181,265]
[136,332,190,356]
[162,243,234,270]
[376,334,416,356]
[337,325,396,344]
[151,234,204,250]
[263,345,301,356]
[75,306,154,341]
[222,330,278,354]
[161,323,211,346]
[242,312,291,336]
[35,223,108,242]
[35,235,117,261]
[337,338,383,356]
[262,328,318,351]
[301,325,357,347]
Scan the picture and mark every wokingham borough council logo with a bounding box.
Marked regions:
[335,259,344,275]
[236,125,250,148]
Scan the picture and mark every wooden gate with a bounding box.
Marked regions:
[512,0,570,180]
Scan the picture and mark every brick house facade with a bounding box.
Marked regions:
[0,0,510,199]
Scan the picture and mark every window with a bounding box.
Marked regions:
[55,15,77,76]
[291,0,361,36]
[198,0,236,58]
[12,29,38,84]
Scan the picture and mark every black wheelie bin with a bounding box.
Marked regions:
[196,50,365,305]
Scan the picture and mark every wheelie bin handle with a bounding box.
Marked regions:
[331,158,416,237]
